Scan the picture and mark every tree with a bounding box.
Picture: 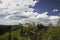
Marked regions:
[20,28,25,36]
[14,37,18,40]
[42,23,55,40]
[57,19,60,27]
[37,23,44,30]
[37,29,46,40]
[49,27,60,40]
[8,25,12,40]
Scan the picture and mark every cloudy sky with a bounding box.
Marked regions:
[0,0,60,25]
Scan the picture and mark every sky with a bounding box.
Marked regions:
[0,0,60,25]
[34,0,60,16]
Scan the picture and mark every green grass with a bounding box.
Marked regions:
[0,32,9,40]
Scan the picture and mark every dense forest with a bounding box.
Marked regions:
[0,19,60,40]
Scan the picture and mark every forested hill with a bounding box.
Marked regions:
[0,19,60,40]
[0,25,10,28]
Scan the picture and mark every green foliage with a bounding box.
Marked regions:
[0,22,60,40]
[37,23,44,30]
[0,33,9,40]
[42,24,55,40]
[57,19,60,27]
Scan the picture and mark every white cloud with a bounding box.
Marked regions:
[0,0,37,13]
[0,0,38,25]
[49,16,60,20]
[53,9,59,12]
[0,10,60,25]
[0,0,60,25]
[49,16,60,25]
[36,12,48,19]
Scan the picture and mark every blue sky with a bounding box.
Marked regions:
[33,0,60,16]
[0,0,60,25]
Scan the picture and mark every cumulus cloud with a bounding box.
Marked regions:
[0,0,38,25]
[0,0,37,12]
[5,11,59,25]
[36,12,48,19]
[0,0,37,15]
[53,9,59,12]
[0,0,60,25]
